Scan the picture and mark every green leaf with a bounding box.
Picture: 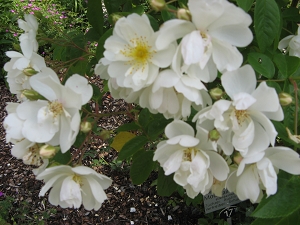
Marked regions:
[252,210,300,225]
[91,83,103,102]
[252,176,300,218]
[236,0,254,12]
[266,81,282,93]
[88,0,104,35]
[138,108,151,128]
[146,14,159,31]
[104,0,125,14]
[51,150,71,165]
[73,131,87,148]
[254,0,280,52]
[131,5,144,14]
[118,135,148,160]
[147,116,170,140]
[273,54,300,78]
[161,6,177,21]
[96,28,113,60]
[157,167,178,196]
[130,151,156,185]
[85,28,101,42]
[248,52,275,78]
[272,121,300,148]
[116,122,141,132]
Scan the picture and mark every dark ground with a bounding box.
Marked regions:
[0,78,211,225]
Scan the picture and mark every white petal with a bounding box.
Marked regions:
[212,39,243,72]
[209,24,253,47]
[250,82,282,117]
[265,147,300,175]
[205,150,229,181]
[248,111,278,146]
[65,74,93,105]
[163,149,184,175]
[165,120,195,138]
[156,19,195,50]
[181,31,205,65]
[236,165,261,203]
[221,65,256,99]
[278,35,294,50]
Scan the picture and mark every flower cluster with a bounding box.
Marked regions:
[95,0,300,203]
[96,0,253,120]
[3,14,112,210]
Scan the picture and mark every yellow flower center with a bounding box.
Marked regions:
[183,148,196,162]
[73,174,83,186]
[23,143,42,166]
[235,110,248,124]
[49,101,63,117]
[120,36,156,74]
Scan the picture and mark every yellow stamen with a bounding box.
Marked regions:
[120,35,156,74]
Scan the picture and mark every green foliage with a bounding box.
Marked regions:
[273,54,300,78]
[248,52,275,78]
[254,0,281,52]
[130,150,156,184]
[236,0,254,12]
[0,195,56,224]
[252,173,300,224]
[118,135,148,160]
[87,0,104,36]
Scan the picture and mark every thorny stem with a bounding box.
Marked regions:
[290,78,298,136]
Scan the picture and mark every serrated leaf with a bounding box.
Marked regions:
[130,151,155,185]
[87,0,104,35]
[254,0,280,52]
[236,0,254,12]
[157,167,178,197]
[111,131,136,153]
[116,122,141,132]
[273,54,300,78]
[117,135,148,160]
[252,176,300,218]
[248,52,275,78]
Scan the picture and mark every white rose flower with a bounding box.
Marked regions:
[103,13,176,91]
[18,14,39,58]
[226,147,300,203]
[10,138,43,166]
[278,26,300,57]
[15,69,92,152]
[3,103,25,142]
[153,120,229,198]
[194,65,283,156]
[37,165,112,210]
[4,51,46,100]
[139,70,211,120]
[156,0,253,74]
